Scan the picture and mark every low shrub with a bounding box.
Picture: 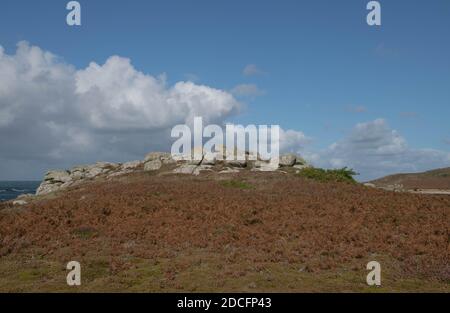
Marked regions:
[297,167,358,183]
[221,180,253,189]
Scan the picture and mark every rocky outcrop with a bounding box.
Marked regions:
[121,160,142,170]
[36,162,120,196]
[144,160,162,171]
[173,164,198,175]
[143,152,176,171]
[279,154,297,167]
[34,151,311,196]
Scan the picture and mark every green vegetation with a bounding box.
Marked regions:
[0,252,448,292]
[73,227,98,239]
[297,167,358,183]
[221,180,253,190]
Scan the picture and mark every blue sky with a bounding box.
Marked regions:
[0,0,449,180]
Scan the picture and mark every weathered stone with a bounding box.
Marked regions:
[252,160,279,172]
[85,167,104,178]
[193,165,213,176]
[201,152,217,165]
[70,170,86,180]
[144,159,162,171]
[144,152,171,163]
[293,164,310,170]
[45,170,71,183]
[36,182,63,196]
[60,181,74,189]
[71,165,89,172]
[13,200,27,206]
[95,162,119,169]
[161,154,176,165]
[121,160,142,170]
[16,194,34,200]
[107,170,133,178]
[279,154,297,167]
[295,156,308,166]
[219,167,241,174]
[224,159,247,168]
[173,164,198,175]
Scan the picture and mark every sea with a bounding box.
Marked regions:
[0,181,41,202]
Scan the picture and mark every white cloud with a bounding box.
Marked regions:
[230,84,265,98]
[75,56,239,129]
[0,42,240,179]
[279,128,311,153]
[242,64,266,77]
[315,119,450,180]
[1,42,448,182]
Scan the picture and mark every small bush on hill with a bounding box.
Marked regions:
[297,167,358,183]
[221,180,253,189]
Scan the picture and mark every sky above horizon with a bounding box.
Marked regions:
[0,0,449,181]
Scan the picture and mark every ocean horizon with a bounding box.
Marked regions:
[0,181,40,202]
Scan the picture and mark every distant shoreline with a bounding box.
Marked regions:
[0,181,40,202]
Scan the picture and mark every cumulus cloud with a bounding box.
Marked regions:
[0,42,240,179]
[230,84,265,98]
[279,128,311,153]
[242,64,266,77]
[315,119,450,181]
[1,42,448,182]
[76,56,239,129]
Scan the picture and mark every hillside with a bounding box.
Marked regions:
[370,167,450,191]
[0,162,449,292]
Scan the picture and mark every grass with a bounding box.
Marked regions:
[297,167,358,184]
[0,251,448,292]
[73,227,98,239]
[220,180,253,190]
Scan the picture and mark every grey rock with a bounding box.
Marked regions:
[173,164,198,175]
[70,170,86,180]
[13,200,28,206]
[121,160,142,170]
[279,154,297,167]
[186,158,203,166]
[144,159,162,171]
[193,165,213,176]
[36,181,63,196]
[293,164,310,170]
[95,162,119,169]
[60,181,74,189]
[295,156,308,166]
[45,170,71,183]
[144,152,171,163]
[85,166,104,178]
[161,155,176,165]
[201,152,217,165]
[224,159,247,168]
[219,167,241,174]
[252,160,279,172]
[107,170,133,178]
[17,193,34,200]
